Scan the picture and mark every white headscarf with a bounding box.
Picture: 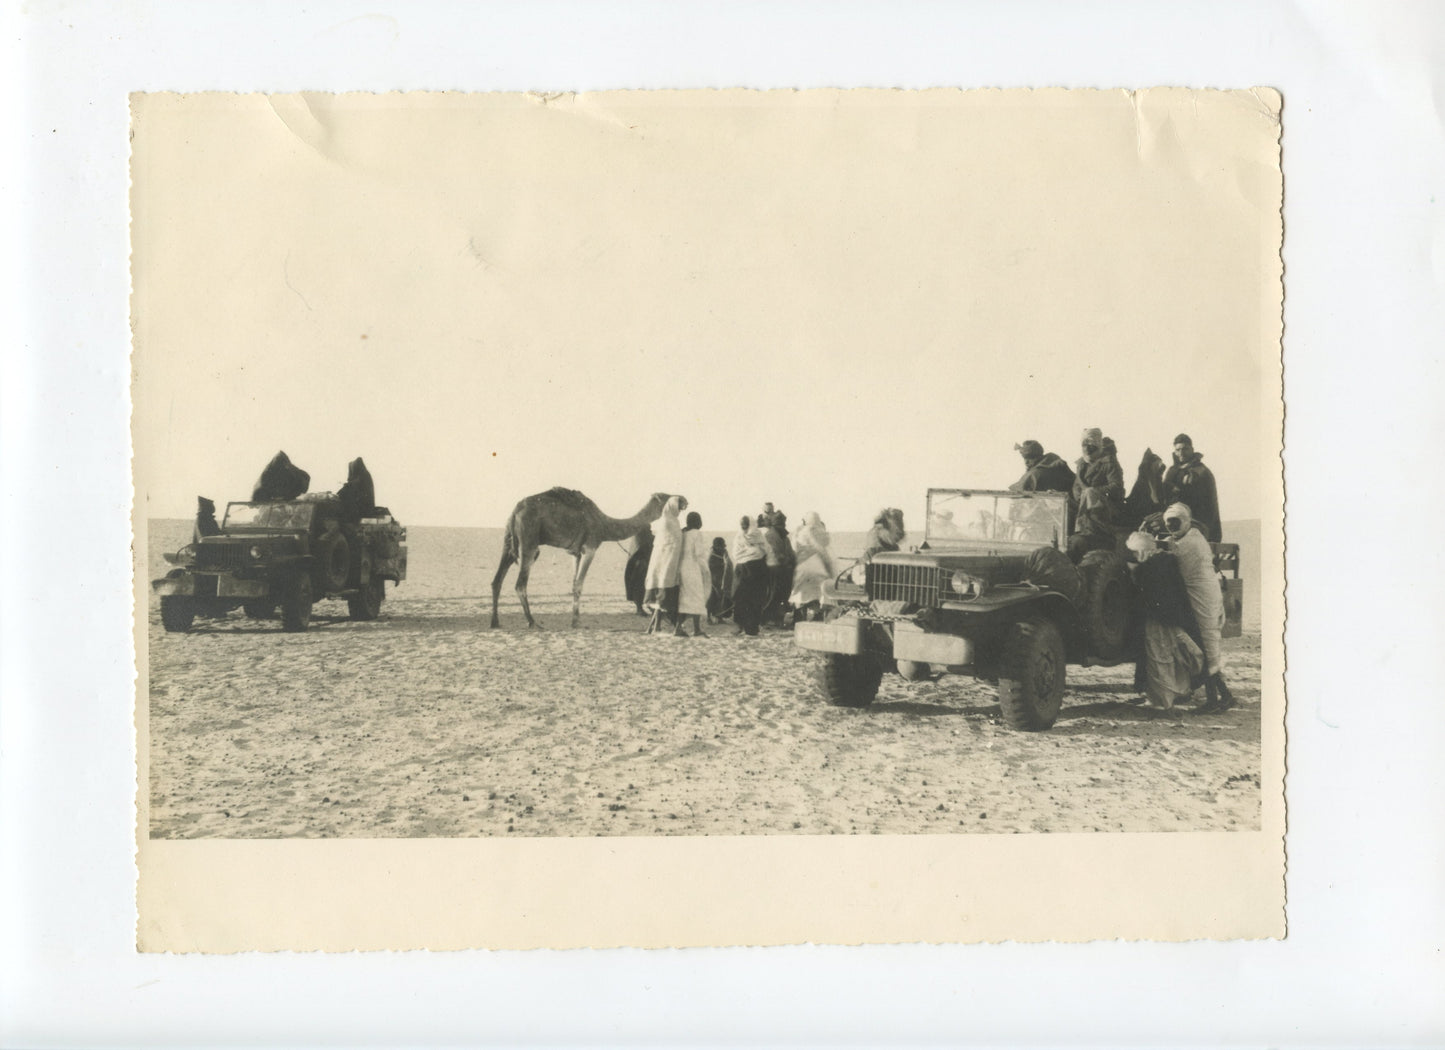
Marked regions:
[1164,502,1193,536]
[1126,531,1159,561]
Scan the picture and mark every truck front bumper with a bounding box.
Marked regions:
[152,573,269,598]
[892,624,973,667]
[795,619,864,655]
[795,618,974,668]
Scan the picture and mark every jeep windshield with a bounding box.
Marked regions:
[925,489,1067,550]
[223,501,316,530]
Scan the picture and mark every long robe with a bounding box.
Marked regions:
[1163,454,1222,544]
[729,528,768,634]
[677,529,711,616]
[1172,524,1225,675]
[1134,551,1206,709]
[642,497,685,603]
[789,514,836,607]
[624,530,652,606]
[707,542,733,620]
[1011,452,1076,495]
[1072,449,1125,535]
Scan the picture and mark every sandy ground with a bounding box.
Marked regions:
[146,588,1262,838]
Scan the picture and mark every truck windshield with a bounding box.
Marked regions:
[926,490,1067,549]
[223,502,316,530]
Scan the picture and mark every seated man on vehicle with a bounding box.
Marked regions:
[1010,439,1076,495]
[337,456,377,523]
[1067,427,1126,563]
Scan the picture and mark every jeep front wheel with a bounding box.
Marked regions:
[816,651,883,708]
[347,577,384,621]
[159,596,194,633]
[997,618,1066,730]
[281,575,313,632]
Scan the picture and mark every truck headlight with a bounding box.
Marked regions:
[950,571,985,598]
[249,545,265,560]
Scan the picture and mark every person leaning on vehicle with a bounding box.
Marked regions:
[1162,433,1222,543]
[1009,439,1077,495]
[1068,427,1126,562]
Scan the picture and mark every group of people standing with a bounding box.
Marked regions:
[621,495,712,637]
[623,499,841,638]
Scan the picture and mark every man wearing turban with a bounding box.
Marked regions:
[1164,502,1235,712]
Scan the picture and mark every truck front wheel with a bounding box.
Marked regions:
[816,651,883,708]
[159,596,194,633]
[997,618,1066,730]
[347,577,384,621]
[281,575,313,632]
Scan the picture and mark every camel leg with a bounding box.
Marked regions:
[489,549,516,629]
[570,547,599,628]
[515,547,542,628]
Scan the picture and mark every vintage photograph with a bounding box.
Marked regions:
[131,88,1284,947]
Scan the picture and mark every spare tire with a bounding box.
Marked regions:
[1078,549,1131,660]
[316,533,350,592]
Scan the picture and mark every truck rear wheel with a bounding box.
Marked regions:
[281,575,313,632]
[997,618,1066,730]
[347,577,384,621]
[1078,549,1130,660]
[317,534,350,592]
[816,651,883,708]
[159,596,194,633]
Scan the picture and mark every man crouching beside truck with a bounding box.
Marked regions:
[795,487,1137,731]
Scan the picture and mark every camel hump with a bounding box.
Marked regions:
[539,486,598,512]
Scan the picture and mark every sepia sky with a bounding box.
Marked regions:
[131,89,1281,532]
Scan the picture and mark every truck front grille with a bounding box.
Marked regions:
[868,563,941,607]
[196,544,247,571]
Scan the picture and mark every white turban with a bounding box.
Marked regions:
[1164,502,1193,531]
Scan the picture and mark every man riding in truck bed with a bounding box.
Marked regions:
[1009,439,1076,495]
[1162,433,1222,544]
[1068,427,1126,562]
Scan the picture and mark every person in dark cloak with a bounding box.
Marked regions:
[1162,433,1222,544]
[193,496,221,542]
[337,457,376,522]
[762,509,796,626]
[862,508,906,565]
[624,526,653,616]
[729,516,769,637]
[707,537,734,624]
[1068,427,1125,562]
[1010,440,1076,495]
[251,451,310,502]
[1125,530,1205,711]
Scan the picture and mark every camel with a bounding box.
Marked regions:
[489,488,679,629]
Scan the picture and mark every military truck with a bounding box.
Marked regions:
[152,493,407,633]
[796,488,1241,730]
